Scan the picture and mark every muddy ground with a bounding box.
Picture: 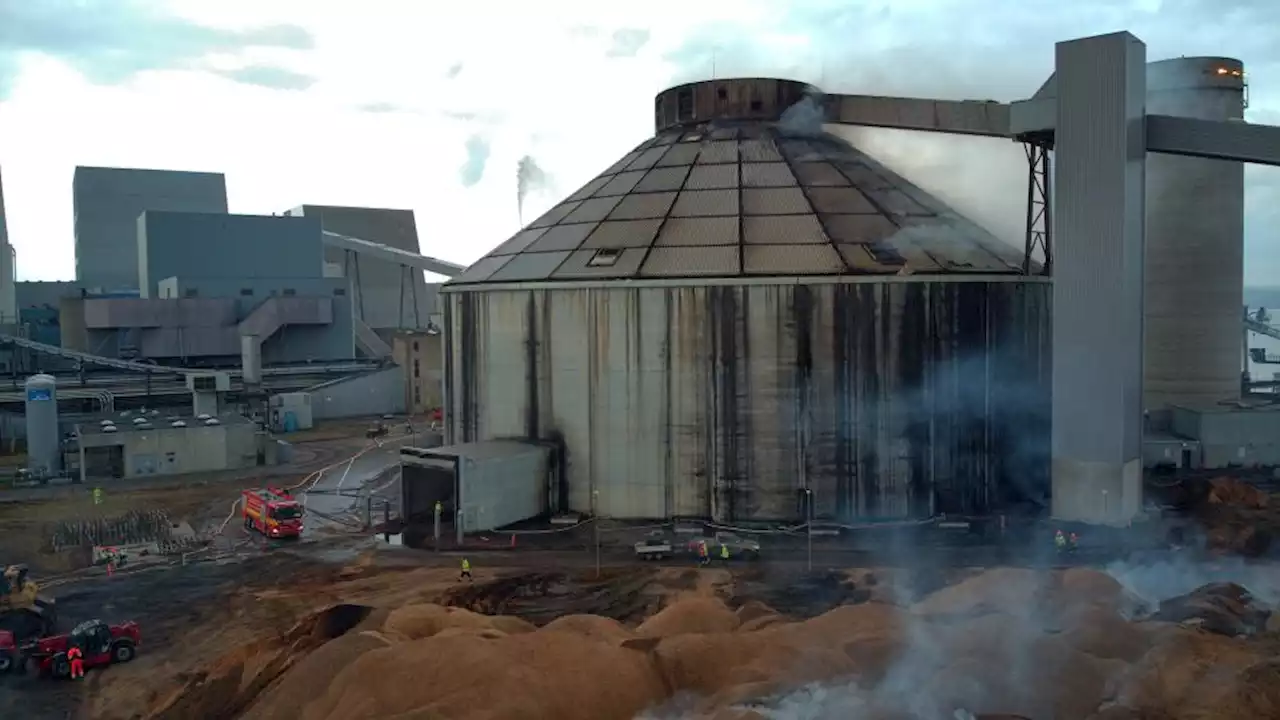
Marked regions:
[0,544,949,719]
[1,440,1277,719]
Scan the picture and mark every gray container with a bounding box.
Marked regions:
[24,373,59,476]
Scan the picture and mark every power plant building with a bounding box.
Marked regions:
[284,205,437,335]
[72,166,228,292]
[441,78,1051,523]
[60,211,352,365]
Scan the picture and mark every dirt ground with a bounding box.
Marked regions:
[2,449,1280,719]
[0,417,403,574]
[23,545,1273,720]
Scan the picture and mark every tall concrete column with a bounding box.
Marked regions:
[1051,32,1147,525]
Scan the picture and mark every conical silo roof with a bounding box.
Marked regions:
[449,79,1026,285]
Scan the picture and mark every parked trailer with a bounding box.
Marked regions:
[634,531,674,560]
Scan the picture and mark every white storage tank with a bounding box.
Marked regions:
[24,374,59,476]
[1144,57,1247,410]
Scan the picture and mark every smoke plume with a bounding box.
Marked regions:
[516,155,549,226]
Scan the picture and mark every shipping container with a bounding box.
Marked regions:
[400,441,551,532]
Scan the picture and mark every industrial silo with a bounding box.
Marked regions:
[442,78,1051,524]
[24,374,59,476]
[1144,58,1246,411]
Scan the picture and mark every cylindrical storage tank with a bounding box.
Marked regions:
[1144,57,1246,411]
[24,373,60,476]
[441,78,1052,524]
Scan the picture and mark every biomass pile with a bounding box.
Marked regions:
[142,567,1280,720]
[1165,476,1277,556]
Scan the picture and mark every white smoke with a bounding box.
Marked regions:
[517,155,550,226]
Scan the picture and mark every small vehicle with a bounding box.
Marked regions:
[242,486,304,538]
[634,531,673,560]
[366,422,389,439]
[687,532,761,560]
[0,630,19,673]
[10,619,140,678]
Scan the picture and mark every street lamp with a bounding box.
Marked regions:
[804,488,813,572]
[592,489,601,578]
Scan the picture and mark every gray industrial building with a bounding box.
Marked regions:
[442,78,1051,523]
[60,211,353,365]
[76,413,262,479]
[73,166,228,291]
[284,205,437,334]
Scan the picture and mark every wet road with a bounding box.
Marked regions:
[298,437,414,535]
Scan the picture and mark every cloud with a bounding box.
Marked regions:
[458,134,491,188]
[606,28,652,58]
[356,101,411,114]
[0,0,313,97]
[213,65,314,91]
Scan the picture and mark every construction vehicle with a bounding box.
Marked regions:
[15,618,140,678]
[242,486,304,538]
[0,564,58,643]
[634,531,673,560]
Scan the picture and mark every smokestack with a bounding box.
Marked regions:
[0,167,15,326]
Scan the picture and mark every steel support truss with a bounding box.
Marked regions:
[1022,137,1052,275]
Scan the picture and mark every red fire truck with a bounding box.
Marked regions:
[242,486,304,538]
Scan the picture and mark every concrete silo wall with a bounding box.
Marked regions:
[444,278,1051,523]
[1144,57,1246,410]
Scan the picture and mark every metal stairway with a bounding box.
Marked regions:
[353,318,393,359]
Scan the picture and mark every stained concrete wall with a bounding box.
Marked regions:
[79,421,259,479]
[310,366,406,420]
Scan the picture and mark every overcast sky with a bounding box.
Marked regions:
[0,0,1277,283]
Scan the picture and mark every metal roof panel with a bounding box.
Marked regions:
[640,246,741,276]
[608,191,677,220]
[654,217,739,247]
[743,215,828,245]
[581,220,663,249]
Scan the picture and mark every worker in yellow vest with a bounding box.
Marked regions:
[719,543,730,565]
[460,557,472,582]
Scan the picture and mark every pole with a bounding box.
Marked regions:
[383,501,390,542]
[592,490,600,578]
[806,488,813,572]
[433,502,442,547]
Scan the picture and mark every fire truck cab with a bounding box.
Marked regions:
[242,487,304,538]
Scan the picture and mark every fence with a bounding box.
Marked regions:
[48,509,179,552]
